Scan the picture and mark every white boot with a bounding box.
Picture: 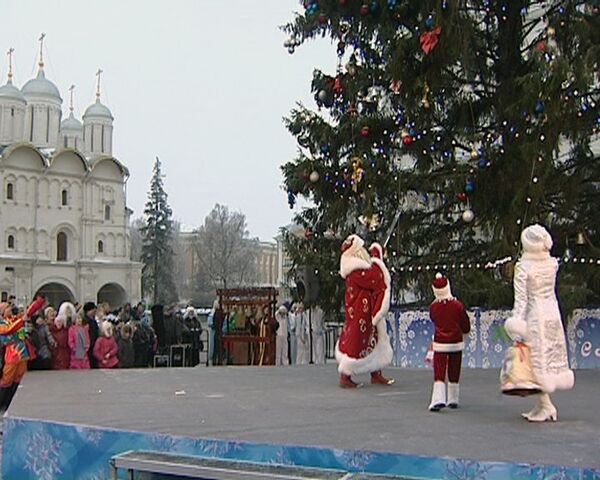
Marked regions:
[526,393,557,422]
[428,381,446,412]
[447,383,459,409]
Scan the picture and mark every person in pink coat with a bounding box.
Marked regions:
[93,321,119,368]
[68,315,90,369]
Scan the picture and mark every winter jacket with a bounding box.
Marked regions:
[50,324,70,369]
[93,336,119,368]
[68,324,90,369]
[429,299,471,352]
[117,337,135,368]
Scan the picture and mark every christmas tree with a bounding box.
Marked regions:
[281,1,599,312]
[141,157,179,305]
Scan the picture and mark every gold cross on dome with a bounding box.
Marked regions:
[6,48,14,80]
[95,68,103,98]
[68,84,75,113]
[38,33,46,67]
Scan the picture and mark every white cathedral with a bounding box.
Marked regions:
[0,41,141,308]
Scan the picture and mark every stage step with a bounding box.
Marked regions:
[109,451,413,479]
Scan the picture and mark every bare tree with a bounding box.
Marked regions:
[194,204,258,290]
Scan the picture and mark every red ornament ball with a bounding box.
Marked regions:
[360,126,370,137]
[457,192,467,202]
[360,4,370,16]
[402,135,413,146]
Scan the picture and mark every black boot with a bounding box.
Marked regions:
[3,383,19,413]
[0,386,12,413]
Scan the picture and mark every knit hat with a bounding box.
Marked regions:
[432,273,453,301]
[83,301,97,314]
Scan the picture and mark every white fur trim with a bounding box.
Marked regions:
[335,320,393,375]
[339,254,371,279]
[57,301,77,324]
[429,381,446,410]
[433,341,464,352]
[520,251,552,261]
[447,383,460,406]
[370,256,391,326]
[536,369,575,393]
[504,316,528,342]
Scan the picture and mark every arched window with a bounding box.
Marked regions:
[57,232,68,261]
[98,240,104,254]
[104,205,111,221]
[6,183,13,200]
[7,235,15,250]
[61,189,68,206]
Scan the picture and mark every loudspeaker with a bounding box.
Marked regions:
[295,266,320,304]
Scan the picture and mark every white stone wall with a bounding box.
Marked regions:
[0,103,26,144]
[0,143,141,306]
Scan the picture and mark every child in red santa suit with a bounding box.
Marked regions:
[428,273,471,411]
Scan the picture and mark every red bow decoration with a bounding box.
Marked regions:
[420,26,441,54]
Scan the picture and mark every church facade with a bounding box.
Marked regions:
[0,45,141,308]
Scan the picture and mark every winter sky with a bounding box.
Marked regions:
[0,0,333,241]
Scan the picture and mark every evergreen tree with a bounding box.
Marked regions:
[141,157,178,305]
[281,1,599,312]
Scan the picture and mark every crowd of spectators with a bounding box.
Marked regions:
[23,300,158,370]
[1,296,206,371]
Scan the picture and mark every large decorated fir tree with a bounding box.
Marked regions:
[281,1,599,312]
[141,157,179,305]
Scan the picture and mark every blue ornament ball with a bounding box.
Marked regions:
[534,100,545,115]
[464,181,475,194]
[424,16,434,29]
[287,192,296,209]
[477,158,487,169]
[369,1,379,13]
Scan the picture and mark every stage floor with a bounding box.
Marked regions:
[8,365,600,470]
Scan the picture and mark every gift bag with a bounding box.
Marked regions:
[500,342,541,396]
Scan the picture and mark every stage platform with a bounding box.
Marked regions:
[2,365,599,479]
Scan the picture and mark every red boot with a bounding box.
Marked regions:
[339,374,362,389]
[371,370,395,385]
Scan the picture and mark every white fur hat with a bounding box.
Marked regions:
[521,224,553,253]
[57,301,77,325]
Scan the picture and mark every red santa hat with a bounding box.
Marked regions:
[368,243,384,259]
[432,272,453,301]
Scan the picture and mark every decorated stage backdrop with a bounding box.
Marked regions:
[387,307,600,369]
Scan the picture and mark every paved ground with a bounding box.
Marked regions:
[5,365,600,470]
